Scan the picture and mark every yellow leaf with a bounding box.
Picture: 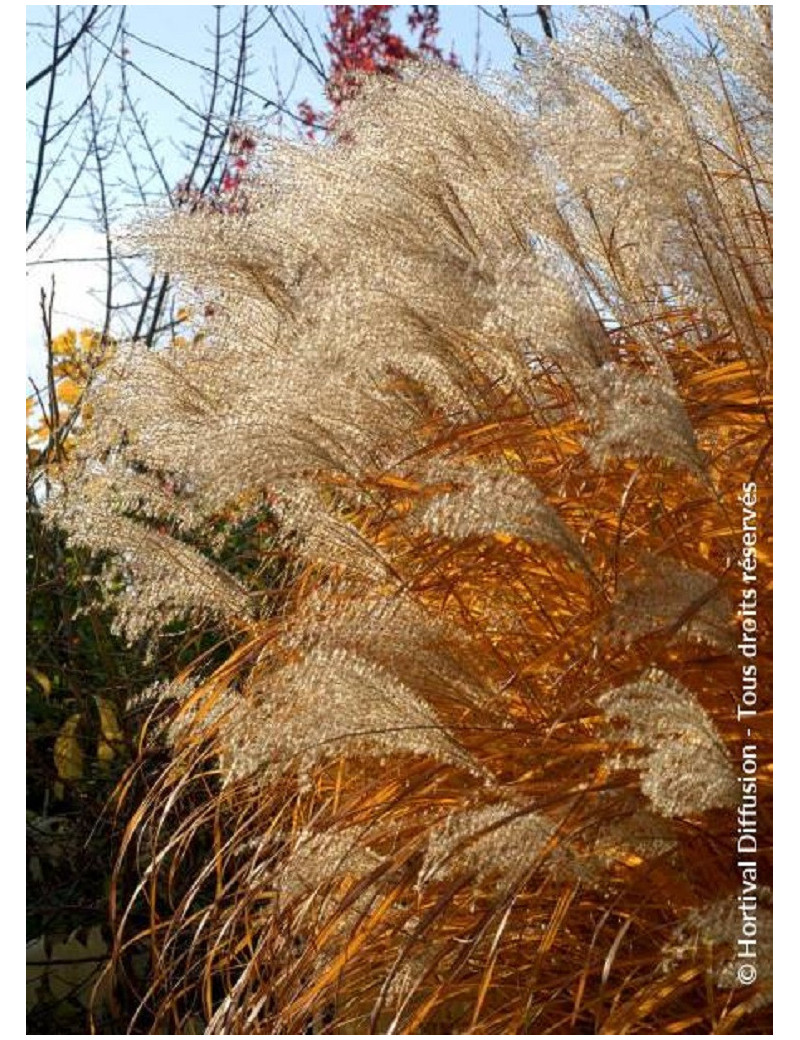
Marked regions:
[27,420,51,449]
[176,307,190,322]
[53,360,77,378]
[57,379,81,407]
[97,742,114,765]
[95,696,124,762]
[51,329,77,357]
[53,714,84,781]
[79,328,98,351]
[47,926,109,1007]
[28,668,52,697]
[26,936,48,1014]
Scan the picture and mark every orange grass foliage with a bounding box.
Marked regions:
[52,9,771,1034]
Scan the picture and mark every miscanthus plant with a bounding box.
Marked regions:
[49,7,772,1034]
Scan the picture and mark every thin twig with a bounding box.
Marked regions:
[26,5,101,90]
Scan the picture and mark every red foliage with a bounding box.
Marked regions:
[174,125,257,215]
[300,5,457,136]
[175,8,457,207]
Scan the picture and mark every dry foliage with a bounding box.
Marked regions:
[50,8,772,1034]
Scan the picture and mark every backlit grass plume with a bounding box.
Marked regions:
[51,8,772,1034]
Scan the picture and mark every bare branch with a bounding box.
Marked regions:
[27,8,61,231]
[26,5,101,91]
[536,5,555,41]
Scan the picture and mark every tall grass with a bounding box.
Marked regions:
[51,8,771,1033]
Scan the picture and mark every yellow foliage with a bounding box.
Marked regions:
[56,378,81,407]
[26,328,120,456]
[27,325,196,459]
[51,329,77,357]
[28,668,52,697]
[53,713,84,781]
[95,696,124,763]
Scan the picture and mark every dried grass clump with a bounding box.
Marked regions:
[52,8,771,1034]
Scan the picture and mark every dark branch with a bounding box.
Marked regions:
[26,5,101,90]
